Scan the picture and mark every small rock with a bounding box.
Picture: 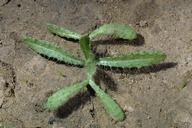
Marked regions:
[124,105,134,112]
[138,20,148,27]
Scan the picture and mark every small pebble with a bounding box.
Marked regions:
[124,105,134,112]
[138,20,148,27]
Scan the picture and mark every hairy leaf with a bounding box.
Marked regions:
[97,51,166,68]
[89,80,125,121]
[79,35,93,59]
[80,35,97,79]
[89,23,137,40]
[86,61,97,80]
[23,36,84,66]
[47,23,81,40]
[46,80,89,110]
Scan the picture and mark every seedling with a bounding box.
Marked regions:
[22,23,166,121]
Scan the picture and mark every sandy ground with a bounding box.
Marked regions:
[0,0,192,128]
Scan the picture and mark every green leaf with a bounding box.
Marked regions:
[89,23,137,40]
[45,80,89,110]
[89,80,125,121]
[86,61,97,80]
[47,23,81,40]
[22,36,84,66]
[97,51,166,68]
[79,35,93,59]
[80,35,97,79]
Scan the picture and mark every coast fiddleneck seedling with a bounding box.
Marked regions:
[23,23,166,121]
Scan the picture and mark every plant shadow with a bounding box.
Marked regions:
[92,62,177,92]
[92,34,145,46]
[49,33,177,120]
[98,62,177,74]
[94,69,118,91]
[53,62,176,119]
[55,90,94,118]
[52,33,79,43]
[92,33,144,58]
[39,54,84,68]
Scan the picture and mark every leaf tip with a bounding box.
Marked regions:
[46,23,54,28]
[112,110,126,121]
[44,97,58,111]
[22,36,33,44]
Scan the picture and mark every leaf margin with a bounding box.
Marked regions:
[45,80,89,110]
[22,36,85,66]
[89,23,137,40]
[89,79,125,121]
[97,51,167,68]
[47,23,81,40]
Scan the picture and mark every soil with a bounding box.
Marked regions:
[0,0,192,128]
